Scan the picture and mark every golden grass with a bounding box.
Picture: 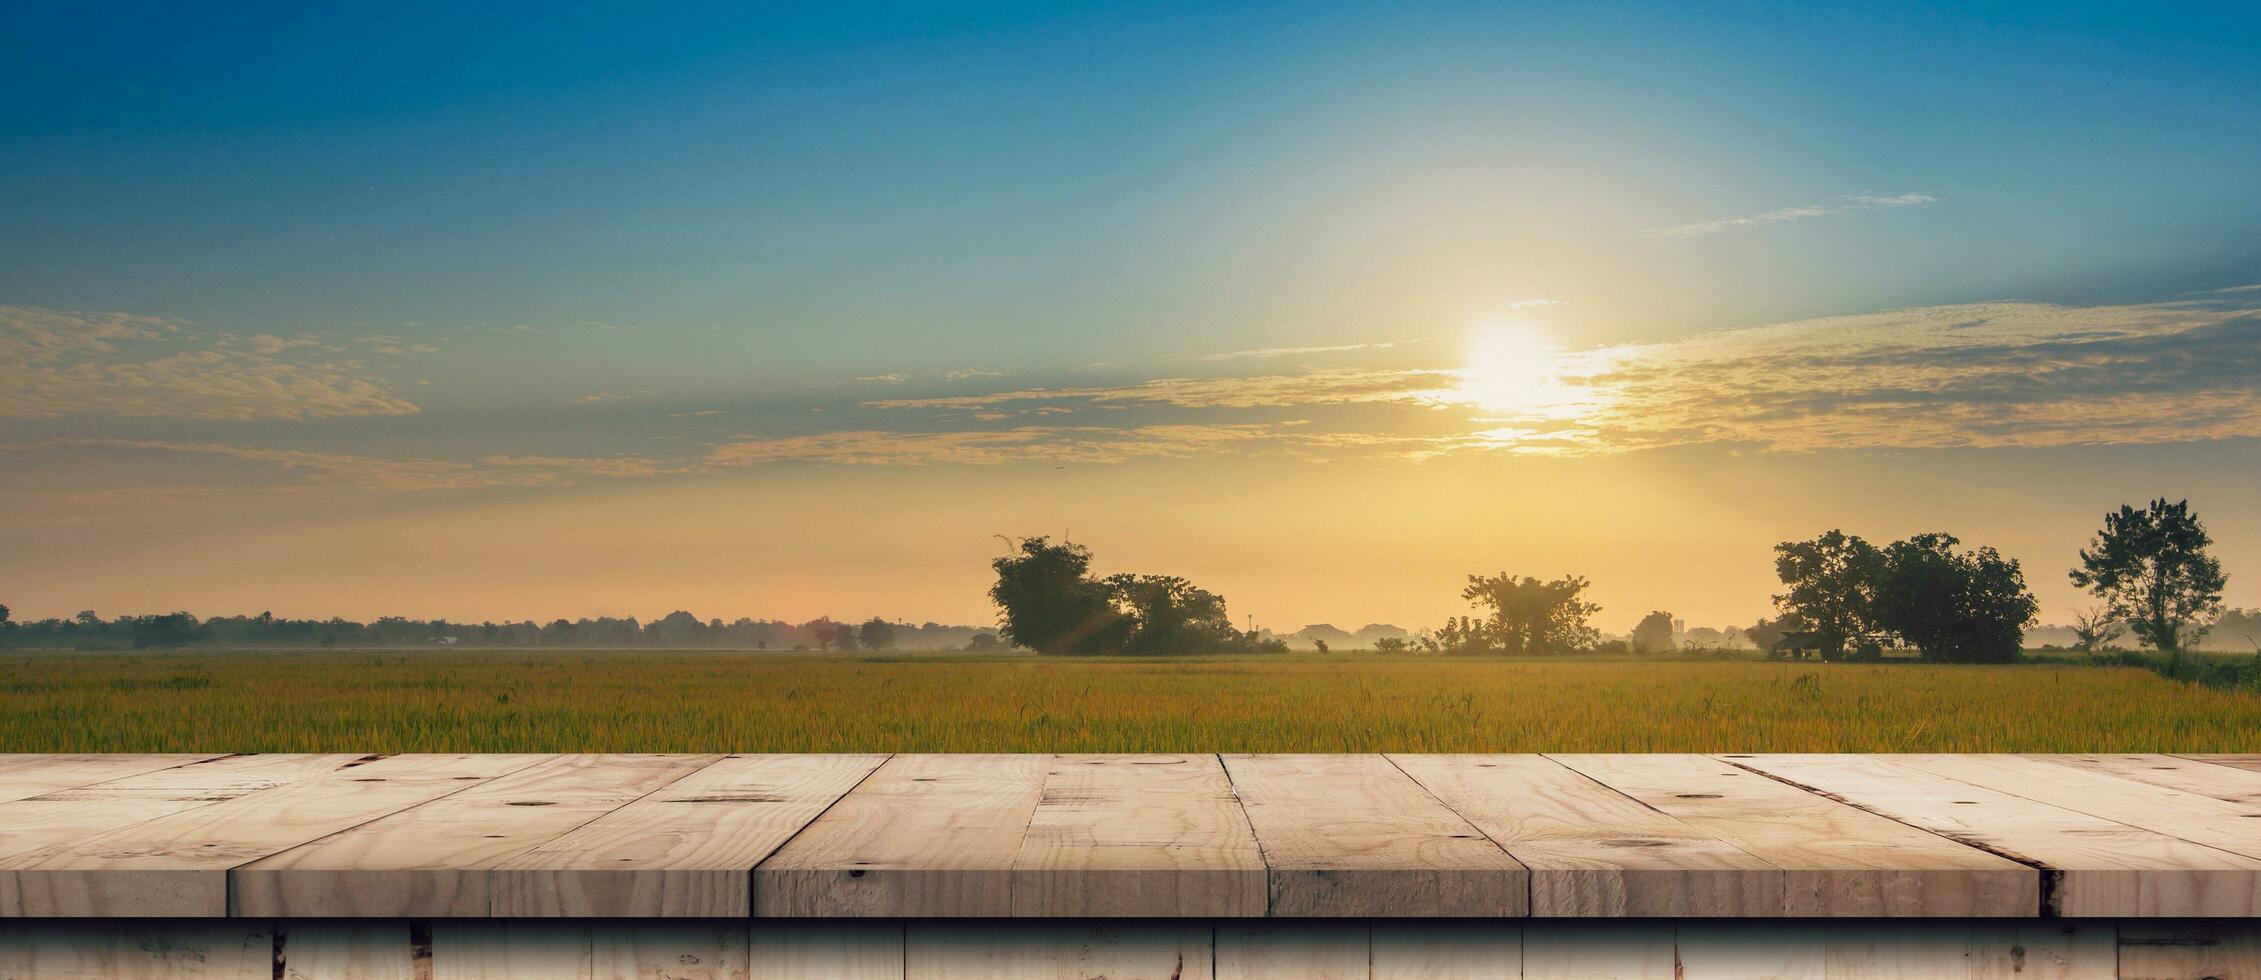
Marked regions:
[1,650,2253,753]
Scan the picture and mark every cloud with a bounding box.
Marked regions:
[1197,341,1403,362]
[1504,299,1564,309]
[1640,193,1937,239]
[855,372,911,384]
[574,389,655,405]
[864,368,1457,412]
[1,439,680,491]
[704,424,1298,467]
[1515,299,2261,453]
[944,368,1005,381]
[0,307,421,421]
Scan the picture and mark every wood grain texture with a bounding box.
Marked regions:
[749,921,904,980]
[1733,754,2261,917]
[278,920,415,980]
[1214,921,1369,980]
[1369,921,1518,980]
[2041,754,2261,806]
[491,754,887,917]
[1008,753,1266,917]
[1890,755,2261,869]
[906,921,1211,980]
[755,754,1046,917]
[1555,754,2034,916]
[0,919,273,978]
[0,754,373,917]
[234,754,721,917]
[3,755,546,918]
[1816,922,2114,979]
[1391,754,1784,916]
[1222,754,1525,917]
[430,920,594,980]
[0,755,223,807]
[2117,920,2261,980]
[1520,921,1677,979]
[588,921,749,980]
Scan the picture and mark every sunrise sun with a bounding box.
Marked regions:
[1457,322,1570,414]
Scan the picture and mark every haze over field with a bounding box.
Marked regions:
[5,2,2261,631]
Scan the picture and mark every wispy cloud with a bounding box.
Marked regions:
[944,368,1005,381]
[1504,299,1564,310]
[854,372,911,384]
[865,368,1456,412]
[1197,341,1404,362]
[2,439,679,492]
[574,389,655,405]
[0,307,421,421]
[704,424,1299,467]
[1640,193,1938,239]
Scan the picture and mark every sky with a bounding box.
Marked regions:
[5,1,2261,633]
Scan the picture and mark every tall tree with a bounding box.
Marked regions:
[2070,499,2228,656]
[1460,573,1601,654]
[988,537,1123,655]
[1772,530,1881,660]
[1871,533,2038,663]
[1629,610,1676,654]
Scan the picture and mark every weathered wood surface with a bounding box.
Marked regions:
[0,918,2246,979]
[1,754,2260,919]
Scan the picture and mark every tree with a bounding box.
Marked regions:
[965,632,1002,652]
[128,612,202,649]
[1870,533,2038,663]
[1630,611,1676,654]
[988,537,1122,655]
[0,603,10,628]
[1743,615,1798,653]
[857,617,898,651]
[2071,499,2228,657]
[1459,573,1601,654]
[1101,574,1243,654]
[2069,606,2123,655]
[1772,530,1881,660]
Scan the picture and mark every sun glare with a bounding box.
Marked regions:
[1458,323,1569,414]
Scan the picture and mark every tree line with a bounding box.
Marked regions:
[0,608,996,652]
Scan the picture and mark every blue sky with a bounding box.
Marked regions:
[4,2,2260,629]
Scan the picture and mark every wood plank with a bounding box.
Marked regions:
[1008,753,1266,917]
[0,753,372,917]
[1555,754,2033,916]
[2179,753,2261,775]
[1370,921,1517,980]
[278,920,415,980]
[1391,753,1784,916]
[1221,754,1525,917]
[1733,754,2261,917]
[0,755,223,806]
[1520,922,1676,980]
[2,754,547,917]
[234,754,722,916]
[749,921,904,980]
[2039,753,2261,806]
[1817,921,2114,979]
[430,920,592,980]
[906,921,1212,980]
[1889,755,2261,868]
[490,754,886,917]
[0,919,272,978]
[1675,922,1824,979]
[2117,920,2261,980]
[755,754,1046,917]
[1214,921,1367,980]
[589,922,748,980]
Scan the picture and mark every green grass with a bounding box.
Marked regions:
[2,650,2256,753]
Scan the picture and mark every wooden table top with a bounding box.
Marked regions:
[0,753,2256,919]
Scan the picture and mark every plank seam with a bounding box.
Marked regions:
[746,752,896,916]
[1540,753,1796,913]
[1377,754,1533,914]
[1214,754,1276,918]
[474,754,735,914]
[1715,756,2066,916]
[217,753,559,916]
[1896,755,2261,865]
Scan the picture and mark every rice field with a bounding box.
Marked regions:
[0,650,2255,754]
